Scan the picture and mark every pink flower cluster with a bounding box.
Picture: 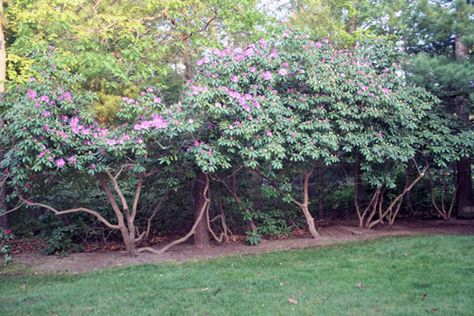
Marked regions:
[218,87,262,111]
[191,85,209,96]
[134,113,168,131]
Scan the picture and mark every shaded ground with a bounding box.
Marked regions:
[10,219,474,274]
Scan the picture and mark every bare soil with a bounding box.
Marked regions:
[10,219,474,274]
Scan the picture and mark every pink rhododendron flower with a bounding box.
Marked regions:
[269,49,278,58]
[231,75,239,83]
[151,114,168,128]
[61,92,73,101]
[266,130,273,137]
[263,71,272,81]
[55,158,66,168]
[278,68,288,76]
[27,89,37,100]
[40,95,50,103]
[67,156,77,165]
[245,48,254,57]
[153,97,162,103]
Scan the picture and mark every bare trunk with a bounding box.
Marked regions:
[455,35,468,60]
[368,166,428,228]
[182,37,210,247]
[347,14,357,35]
[455,158,473,216]
[183,37,194,82]
[98,175,136,256]
[300,170,319,238]
[454,35,473,217]
[150,173,211,254]
[193,171,210,248]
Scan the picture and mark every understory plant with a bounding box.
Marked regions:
[0,228,14,264]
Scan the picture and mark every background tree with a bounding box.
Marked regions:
[403,0,474,216]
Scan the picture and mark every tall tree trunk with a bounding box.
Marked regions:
[183,37,194,82]
[193,171,210,248]
[300,170,319,238]
[0,0,8,229]
[347,14,357,35]
[182,37,210,247]
[454,35,473,217]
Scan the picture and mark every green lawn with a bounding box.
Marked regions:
[1,235,473,316]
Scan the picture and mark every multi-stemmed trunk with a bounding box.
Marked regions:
[356,166,429,228]
[17,171,155,256]
[193,171,210,248]
[289,170,320,238]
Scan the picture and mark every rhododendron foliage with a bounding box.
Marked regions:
[181,29,437,237]
[2,79,176,184]
[1,76,181,255]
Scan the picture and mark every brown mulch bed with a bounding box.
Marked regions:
[7,219,474,275]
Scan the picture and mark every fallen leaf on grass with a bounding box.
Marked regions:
[201,288,209,291]
[355,282,364,289]
[288,296,298,304]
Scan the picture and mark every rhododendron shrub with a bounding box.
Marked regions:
[1,77,181,255]
[181,30,437,236]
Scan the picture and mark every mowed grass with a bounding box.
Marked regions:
[1,235,474,316]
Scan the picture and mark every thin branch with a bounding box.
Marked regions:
[136,192,170,242]
[105,171,130,218]
[131,173,144,222]
[156,173,211,253]
[18,194,120,229]
[0,202,25,218]
[97,175,126,227]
